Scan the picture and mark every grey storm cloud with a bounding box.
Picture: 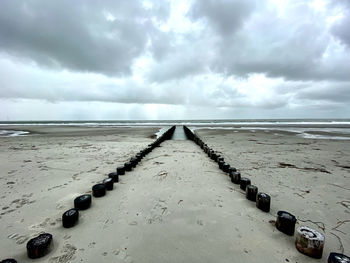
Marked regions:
[332,1,350,49]
[295,82,350,103]
[0,0,169,76]
[148,37,209,82]
[190,0,256,35]
[144,0,350,85]
[188,0,350,82]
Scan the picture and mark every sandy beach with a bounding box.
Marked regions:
[0,125,349,262]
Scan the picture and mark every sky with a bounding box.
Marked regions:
[0,0,350,120]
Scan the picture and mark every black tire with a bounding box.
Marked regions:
[26,233,53,259]
[328,253,350,263]
[74,194,92,210]
[116,166,125,175]
[230,172,241,184]
[140,150,146,157]
[295,226,325,259]
[214,154,220,162]
[222,163,230,173]
[217,157,224,163]
[124,162,132,171]
[276,211,296,236]
[203,146,209,153]
[108,172,119,182]
[130,157,138,168]
[240,177,251,190]
[136,153,142,161]
[246,185,258,201]
[103,178,114,190]
[0,259,17,263]
[62,208,79,228]
[92,183,106,197]
[218,160,225,169]
[229,167,237,173]
[256,192,270,212]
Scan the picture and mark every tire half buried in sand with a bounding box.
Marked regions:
[92,183,106,197]
[256,192,271,212]
[103,178,114,190]
[295,226,325,259]
[222,163,230,173]
[116,166,125,175]
[0,259,17,263]
[230,171,241,184]
[276,211,297,236]
[124,162,132,172]
[240,177,251,190]
[108,172,119,182]
[246,185,258,201]
[62,208,79,228]
[74,194,92,210]
[328,253,350,263]
[26,233,53,259]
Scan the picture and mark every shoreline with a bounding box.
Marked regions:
[1,123,350,140]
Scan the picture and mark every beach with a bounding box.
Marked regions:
[195,128,350,259]
[0,124,349,262]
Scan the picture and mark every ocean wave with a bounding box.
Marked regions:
[0,130,30,137]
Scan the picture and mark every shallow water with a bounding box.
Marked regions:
[170,126,188,140]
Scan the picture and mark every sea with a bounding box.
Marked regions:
[1,119,350,140]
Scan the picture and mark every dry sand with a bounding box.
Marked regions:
[0,126,349,262]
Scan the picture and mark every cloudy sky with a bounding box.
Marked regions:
[1,0,349,120]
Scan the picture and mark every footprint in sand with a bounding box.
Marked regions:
[49,243,77,263]
[113,248,133,263]
[29,217,57,230]
[147,199,169,224]
[197,220,204,226]
[7,233,30,244]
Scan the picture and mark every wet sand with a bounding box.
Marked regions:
[0,126,349,262]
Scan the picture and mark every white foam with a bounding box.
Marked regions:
[0,130,30,137]
[155,127,168,138]
[298,133,350,140]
